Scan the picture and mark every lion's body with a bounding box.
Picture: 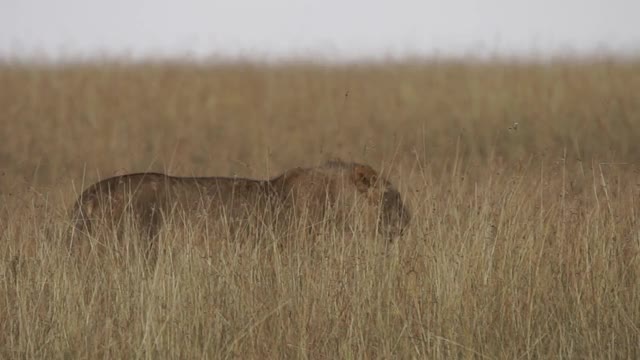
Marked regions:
[72,173,278,237]
[70,160,410,253]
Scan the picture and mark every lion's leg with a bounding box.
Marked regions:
[136,204,164,267]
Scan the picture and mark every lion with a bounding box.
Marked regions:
[70,160,410,256]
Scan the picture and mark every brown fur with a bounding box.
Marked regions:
[70,160,410,254]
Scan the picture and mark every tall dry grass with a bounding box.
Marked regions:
[1,59,640,358]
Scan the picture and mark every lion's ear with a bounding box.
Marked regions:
[352,165,378,193]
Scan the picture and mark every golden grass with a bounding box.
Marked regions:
[1,58,640,358]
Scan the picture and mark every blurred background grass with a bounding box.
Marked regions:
[1,59,639,193]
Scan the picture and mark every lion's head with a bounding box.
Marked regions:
[338,160,411,240]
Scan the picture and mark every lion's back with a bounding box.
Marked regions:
[71,172,276,236]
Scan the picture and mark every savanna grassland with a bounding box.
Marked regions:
[1,58,640,358]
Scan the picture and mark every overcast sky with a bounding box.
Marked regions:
[1,0,639,61]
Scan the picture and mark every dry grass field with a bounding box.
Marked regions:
[1,58,640,358]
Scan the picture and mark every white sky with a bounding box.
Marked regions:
[1,0,639,61]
